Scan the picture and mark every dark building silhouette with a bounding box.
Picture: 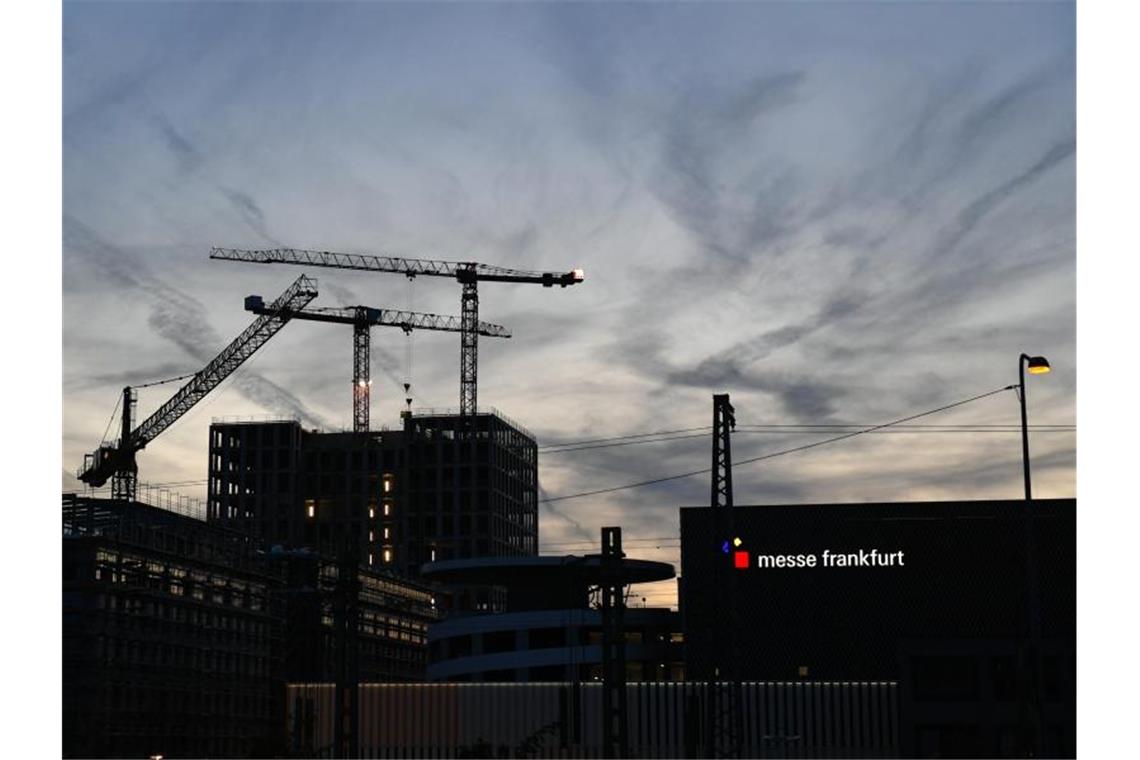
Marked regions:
[207,410,538,590]
[63,494,437,758]
[287,680,900,758]
[422,555,683,683]
[274,549,437,683]
[679,499,1076,759]
[403,411,538,568]
[63,494,284,759]
[207,419,401,563]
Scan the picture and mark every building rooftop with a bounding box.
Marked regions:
[421,554,675,587]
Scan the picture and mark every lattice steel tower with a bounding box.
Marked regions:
[707,393,743,759]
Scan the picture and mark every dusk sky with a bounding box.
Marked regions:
[62,1,1075,603]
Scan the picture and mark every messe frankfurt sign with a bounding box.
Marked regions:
[722,538,906,570]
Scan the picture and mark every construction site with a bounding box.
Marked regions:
[61,248,1075,759]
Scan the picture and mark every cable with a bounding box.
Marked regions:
[144,479,209,488]
[738,423,1073,429]
[539,385,1017,504]
[538,426,712,450]
[537,423,1074,454]
[133,371,197,389]
[98,393,123,447]
[539,428,1077,456]
[541,432,711,453]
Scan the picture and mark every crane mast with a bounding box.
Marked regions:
[78,274,319,501]
[243,298,510,431]
[211,246,583,417]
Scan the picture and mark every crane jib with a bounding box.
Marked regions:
[77,274,318,493]
[210,246,584,285]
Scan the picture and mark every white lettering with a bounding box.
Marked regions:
[750,549,906,569]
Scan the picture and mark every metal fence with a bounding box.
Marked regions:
[286,681,899,759]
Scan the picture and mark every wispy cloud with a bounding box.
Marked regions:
[64,215,330,428]
[62,1,1075,540]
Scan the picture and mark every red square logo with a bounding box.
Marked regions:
[733,551,749,569]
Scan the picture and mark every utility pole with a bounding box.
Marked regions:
[599,527,628,759]
[332,546,360,759]
[711,394,735,509]
[707,394,743,759]
[1017,353,1051,756]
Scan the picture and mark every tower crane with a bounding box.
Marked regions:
[77,274,319,502]
[243,297,510,432]
[210,247,584,418]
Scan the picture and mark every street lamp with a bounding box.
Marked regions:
[1017,353,1050,757]
[1018,354,1051,500]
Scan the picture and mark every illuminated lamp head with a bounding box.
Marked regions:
[1026,356,1051,375]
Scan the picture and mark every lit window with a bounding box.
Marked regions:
[430,548,436,562]
[368,553,373,565]
[383,549,392,563]
[383,527,390,540]
[383,478,392,493]
[383,503,390,516]
[307,504,315,518]
[369,507,375,519]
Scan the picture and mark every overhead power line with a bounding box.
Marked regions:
[538,423,1073,454]
[538,427,712,450]
[539,385,1018,504]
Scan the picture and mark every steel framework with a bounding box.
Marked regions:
[711,394,735,509]
[707,393,743,759]
[244,299,510,432]
[460,280,479,419]
[212,246,581,419]
[599,526,629,759]
[78,275,319,501]
[353,318,370,433]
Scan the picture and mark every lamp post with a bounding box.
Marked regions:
[1018,354,1051,500]
[1017,353,1050,757]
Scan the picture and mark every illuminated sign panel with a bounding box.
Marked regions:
[680,499,1075,683]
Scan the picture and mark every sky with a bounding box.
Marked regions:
[62,1,1075,607]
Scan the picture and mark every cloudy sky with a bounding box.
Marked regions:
[63,1,1075,604]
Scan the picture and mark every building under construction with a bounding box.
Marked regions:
[207,407,538,594]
